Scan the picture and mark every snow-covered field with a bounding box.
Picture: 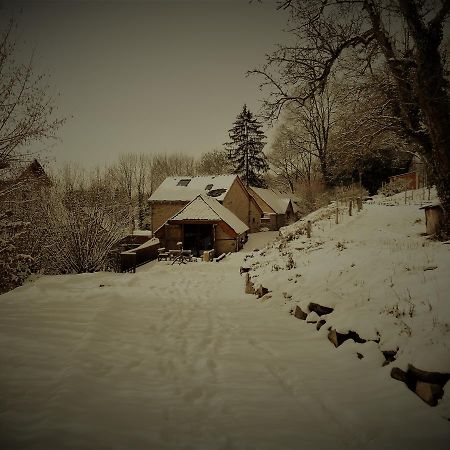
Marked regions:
[1,192,449,450]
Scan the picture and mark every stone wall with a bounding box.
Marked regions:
[150,201,187,233]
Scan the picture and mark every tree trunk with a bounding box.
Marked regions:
[409,15,450,236]
[387,1,450,236]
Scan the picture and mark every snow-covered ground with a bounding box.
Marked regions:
[0,191,449,449]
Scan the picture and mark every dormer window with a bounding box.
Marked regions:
[177,179,191,186]
[205,184,213,190]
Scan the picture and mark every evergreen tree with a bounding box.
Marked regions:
[225,105,269,187]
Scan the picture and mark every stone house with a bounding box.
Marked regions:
[148,175,262,234]
[248,187,296,231]
[154,194,248,255]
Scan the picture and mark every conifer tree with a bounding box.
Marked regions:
[225,105,269,187]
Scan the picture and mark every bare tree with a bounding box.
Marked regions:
[0,19,65,292]
[41,167,129,274]
[135,153,152,229]
[268,123,317,192]
[252,0,450,234]
[332,70,417,190]
[150,152,197,189]
[290,88,337,186]
[0,19,64,170]
[108,151,198,231]
[196,148,231,175]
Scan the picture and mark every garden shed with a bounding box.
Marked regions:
[154,194,249,256]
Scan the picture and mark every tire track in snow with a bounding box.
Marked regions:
[151,265,234,447]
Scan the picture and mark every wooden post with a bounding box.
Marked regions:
[357,197,362,211]
[306,220,311,238]
[335,194,339,224]
[348,199,352,216]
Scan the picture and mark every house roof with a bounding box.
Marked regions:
[249,187,292,214]
[169,194,249,235]
[17,159,51,185]
[149,175,237,202]
[271,188,301,204]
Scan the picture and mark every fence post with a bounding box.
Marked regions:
[306,220,312,238]
[348,199,352,216]
[357,197,362,211]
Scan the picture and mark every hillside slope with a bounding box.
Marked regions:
[246,190,450,416]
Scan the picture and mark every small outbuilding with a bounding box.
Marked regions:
[419,202,445,236]
[154,194,249,256]
[248,187,296,230]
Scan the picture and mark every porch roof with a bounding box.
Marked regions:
[169,194,249,235]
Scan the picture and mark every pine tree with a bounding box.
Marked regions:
[225,105,269,187]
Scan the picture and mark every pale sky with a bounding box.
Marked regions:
[1,0,289,168]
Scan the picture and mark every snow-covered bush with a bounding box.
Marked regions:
[0,210,33,293]
[378,178,410,197]
[41,178,130,274]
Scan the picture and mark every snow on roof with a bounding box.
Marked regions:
[419,202,442,210]
[250,187,292,214]
[170,194,249,235]
[271,188,301,203]
[132,230,153,237]
[149,175,237,202]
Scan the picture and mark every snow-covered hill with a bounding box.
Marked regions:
[246,189,450,411]
[0,189,449,449]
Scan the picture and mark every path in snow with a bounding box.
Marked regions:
[0,228,449,449]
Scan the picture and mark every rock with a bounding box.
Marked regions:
[240,266,251,274]
[423,265,438,271]
[357,352,364,359]
[294,305,308,320]
[407,364,450,386]
[256,285,269,298]
[348,330,366,344]
[415,382,444,406]
[316,319,326,330]
[391,365,450,406]
[328,329,366,347]
[328,329,345,347]
[306,311,320,323]
[391,367,408,384]
[308,302,334,316]
[245,273,255,294]
[382,349,398,366]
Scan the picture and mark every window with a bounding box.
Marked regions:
[205,184,213,190]
[177,179,191,186]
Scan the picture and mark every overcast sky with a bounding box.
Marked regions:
[1,0,289,168]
